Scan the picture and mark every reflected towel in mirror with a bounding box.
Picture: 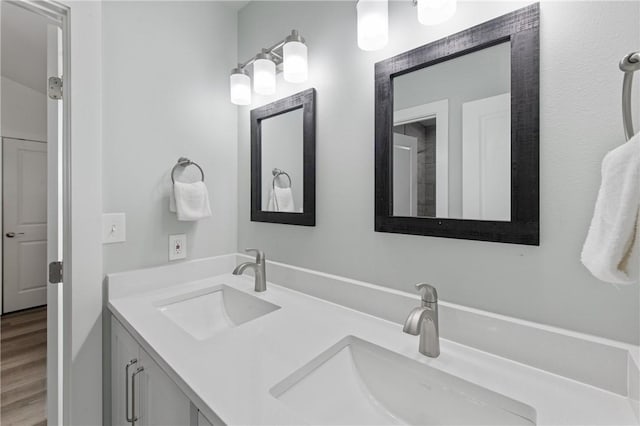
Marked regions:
[267,186,295,212]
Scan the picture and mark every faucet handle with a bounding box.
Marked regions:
[245,248,265,264]
[416,283,437,303]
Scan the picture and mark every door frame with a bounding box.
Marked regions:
[394,99,449,218]
[6,1,72,424]
[392,135,418,216]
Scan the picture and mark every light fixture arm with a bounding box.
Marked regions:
[229,29,308,105]
[235,30,306,72]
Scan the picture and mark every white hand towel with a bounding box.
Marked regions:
[266,190,275,212]
[169,189,177,213]
[171,181,212,221]
[267,187,295,212]
[581,134,639,284]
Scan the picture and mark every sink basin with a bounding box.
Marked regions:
[270,336,536,425]
[155,284,280,340]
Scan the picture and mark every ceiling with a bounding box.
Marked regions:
[1,2,49,94]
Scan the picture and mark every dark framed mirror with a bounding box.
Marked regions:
[375,4,539,245]
[251,88,316,226]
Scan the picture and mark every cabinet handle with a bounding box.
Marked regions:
[131,366,144,426]
[125,359,138,423]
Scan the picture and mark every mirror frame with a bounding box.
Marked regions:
[251,88,316,226]
[374,4,539,245]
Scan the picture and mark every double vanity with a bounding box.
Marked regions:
[107,253,639,426]
[99,3,640,425]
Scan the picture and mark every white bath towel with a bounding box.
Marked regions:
[170,181,212,221]
[267,186,295,212]
[581,134,640,284]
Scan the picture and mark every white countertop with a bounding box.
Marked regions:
[108,274,637,426]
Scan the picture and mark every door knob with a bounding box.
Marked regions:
[5,232,24,238]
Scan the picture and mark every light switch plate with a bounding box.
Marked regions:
[169,234,187,261]
[102,213,126,244]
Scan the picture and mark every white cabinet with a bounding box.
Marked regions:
[112,317,144,426]
[197,412,214,426]
[111,317,191,426]
[138,349,192,425]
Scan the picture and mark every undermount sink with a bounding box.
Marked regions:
[155,284,280,340]
[270,336,536,426]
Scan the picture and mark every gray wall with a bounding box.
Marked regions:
[0,76,47,142]
[238,1,640,344]
[102,1,238,273]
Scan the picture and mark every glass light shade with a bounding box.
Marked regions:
[229,72,251,105]
[253,58,276,95]
[356,0,388,51]
[283,41,308,83]
[417,0,457,26]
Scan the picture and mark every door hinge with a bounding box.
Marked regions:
[49,261,63,284]
[48,76,63,100]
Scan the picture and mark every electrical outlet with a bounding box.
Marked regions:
[169,234,187,261]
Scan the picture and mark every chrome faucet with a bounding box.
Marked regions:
[403,283,440,358]
[232,249,267,292]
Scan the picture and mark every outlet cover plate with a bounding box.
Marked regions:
[169,234,187,261]
[102,213,126,244]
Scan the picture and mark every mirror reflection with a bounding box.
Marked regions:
[260,108,304,213]
[392,41,511,221]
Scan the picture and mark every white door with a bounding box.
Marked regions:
[462,93,511,221]
[2,138,48,312]
[393,134,418,216]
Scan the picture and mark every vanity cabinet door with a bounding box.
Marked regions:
[138,349,192,426]
[197,411,214,426]
[111,317,142,426]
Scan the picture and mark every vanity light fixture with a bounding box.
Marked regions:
[416,0,457,26]
[356,0,457,51]
[253,51,277,95]
[229,30,309,105]
[283,31,308,83]
[356,0,389,51]
[230,67,252,106]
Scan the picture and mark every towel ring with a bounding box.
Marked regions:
[272,168,292,189]
[620,51,640,141]
[171,157,205,184]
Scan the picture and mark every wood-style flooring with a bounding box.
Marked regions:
[0,306,47,426]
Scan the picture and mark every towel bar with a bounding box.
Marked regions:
[620,51,640,141]
[171,157,205,184]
